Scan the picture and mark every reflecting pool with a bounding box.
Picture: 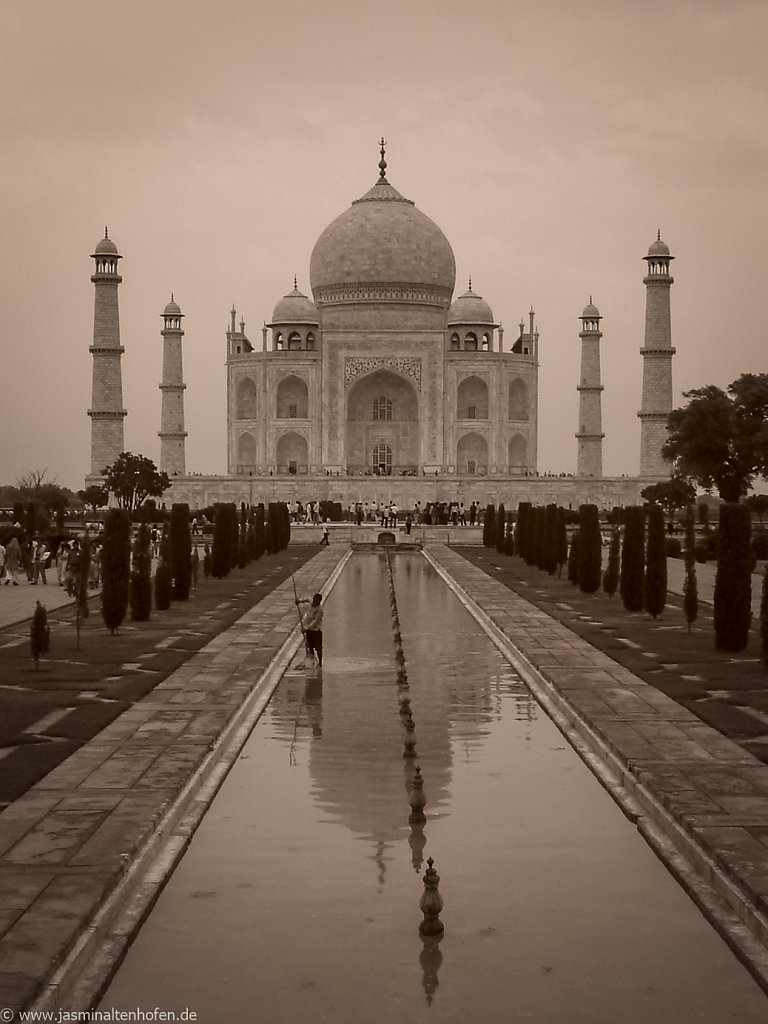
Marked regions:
[102,553,767,1022]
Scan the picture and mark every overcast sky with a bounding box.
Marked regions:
[2,0,766,491]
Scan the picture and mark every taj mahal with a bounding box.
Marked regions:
[86,143,675,510]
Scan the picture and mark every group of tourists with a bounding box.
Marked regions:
[350,500,483,528]
[0,535,102,593]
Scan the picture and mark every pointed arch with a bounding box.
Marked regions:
[277,374,308,418]
[276,431,308,474]
[237,431,257,466]
[457,375,488,419]
[457,432,488,475]
[508,379,529,421]
[508,433,527,472]
[236,377,257,419]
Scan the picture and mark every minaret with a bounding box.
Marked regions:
[88,228,127,482]
[576,300,604,477]
[638,232,675,477]
[158,295,187,476]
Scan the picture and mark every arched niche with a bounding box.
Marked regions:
[237,432,256,466]
[464,332,478,351]
[508,433,527,471]
[276,431,308,474]
[277,374,308,419]
[457,431,488,474]
[508,379,529,421]
[236,377,257,419]
[456,375,488,420]
[346,368,419,473]
[288,331,302,351]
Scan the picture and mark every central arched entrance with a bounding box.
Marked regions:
[345,369,419,475]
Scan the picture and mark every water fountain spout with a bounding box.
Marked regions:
[419,857,444,937]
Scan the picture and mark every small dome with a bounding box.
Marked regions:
[94,231,118,255]
[271,284,319,325]
[582,301,600,318]
[163,297,182,316]
[648,234,670,257]
[448,285,494,325]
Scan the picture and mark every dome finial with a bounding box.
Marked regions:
[378,137,387,180]
[104,226,109,239]
[294,274,298,290]
[468,276,472,292]
[657,228,661,241]
[171,292,174,302]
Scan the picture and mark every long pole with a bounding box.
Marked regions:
[291,574,309,655]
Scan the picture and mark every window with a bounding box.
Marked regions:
[373,396,392,421]
[372,442,392,475]
[289,404,297,419]
[467,406,476,420]
[467,460,476,475]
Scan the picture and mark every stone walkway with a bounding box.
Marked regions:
[2,543,768,1016]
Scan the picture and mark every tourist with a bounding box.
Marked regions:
[320,520,330,546]
[0,539,5,582]
[66,539,81,595]
[89,543,101,589]
[33,540,49,585]
[56,542,69,586]
[296,592,324,667]
[405,513,412,535]
[4,536,21,586]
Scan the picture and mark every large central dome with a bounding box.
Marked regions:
[309,175,456,309]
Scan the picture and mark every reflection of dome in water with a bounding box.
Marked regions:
[309,174,456,308]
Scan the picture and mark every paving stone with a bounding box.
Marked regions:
[4,810,107,865]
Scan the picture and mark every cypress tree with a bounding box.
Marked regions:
[683,503,699,632]
[578,504,602,593]
[533,507,546,570]
[544,503,558,575]
[211,504,231,578]
[30,601,50,669]
[516,502,531,562]
[603,526,620,598]
[482,505,496,548]
[75,536,91,649]
[101,509,131,634]
[129,522,153,621]
[567,531,580,585]
[170,503,192,600]
[714,503,753,652]
[644,503,667,618]
[620,506,645,612]
[154,525,173,610]
[760,565,768,668]
[555,508,568,577]
[255,504,265,560]
[495,503,506,554]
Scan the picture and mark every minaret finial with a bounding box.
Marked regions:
[379,137,387,180]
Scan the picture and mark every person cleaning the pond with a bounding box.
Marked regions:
[296,592,324,667]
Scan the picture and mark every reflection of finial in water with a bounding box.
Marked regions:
[374,839,387,891]
[420,934,444,1007]
[409,819,426,873]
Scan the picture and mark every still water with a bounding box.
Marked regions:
[102,553,766,1022]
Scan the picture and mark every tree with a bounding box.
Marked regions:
[577,504,602,594]
[620,506,645,612]
[30,601,50,670]
[641,476,696,532]
[683,504,699,632]
[745,494,768,528]
[644,503,667,619]
[74,536,91,650]
[543,504,558,575]
[482,505,496,548]
[567,531,580,586]
[495,503,506,554]
[101,452,171,510]
[603,527,620,598]
[714,503,753,651]
[154,525,173,610]
[129,523,153,621]
[101,509,131,634]
[663,373,768,502]
[170,504,192,600]
[761,565,768,668]
[78,484,109,512]
[555,508,568,577]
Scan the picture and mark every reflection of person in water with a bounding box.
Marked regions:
[296,592,323,667]
[304,673,323,737]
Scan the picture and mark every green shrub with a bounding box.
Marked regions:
[644,504,667,619]
[752,530,768,561]
[714,503,753,651]
[482,505,496,548]
[154,525,173,610]
[620,506,645,612]
[578,504,602,593]
[129,523,152,621]
[665,537,683,558]
[495,503,506,554]
[170,504,192,600]
[101,509,131,634]
[567,531,580,586]
[603,527,620,598]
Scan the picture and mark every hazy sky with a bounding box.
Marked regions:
[2,0,766,490]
